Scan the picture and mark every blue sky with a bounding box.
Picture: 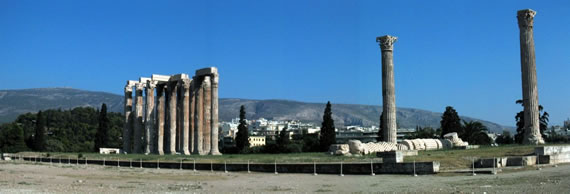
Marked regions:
[1,0,569,126]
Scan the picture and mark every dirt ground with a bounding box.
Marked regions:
[1,161,569,193]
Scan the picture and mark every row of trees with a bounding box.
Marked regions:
[0,104,121,153]
[232,101,337,154]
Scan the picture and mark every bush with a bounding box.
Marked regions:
[282,143,302,153]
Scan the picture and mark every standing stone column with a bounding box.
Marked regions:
[193,79,205,155]
[167,82,178,154]
[210,75,222,155]
[156,84,166,155]
[189,79,195,153]
[202,76,212,154]
[181,79,191,155]
[133,83,144,153]
[123,83,133,153]
[176,84,182,153]
[144,81,156,154]
[517,9,544,144]
[377,35,398,143]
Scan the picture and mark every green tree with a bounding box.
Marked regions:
[94,104,110,151]
[514,99,549,144]
[277,126,290,151]
[461,121,491,145]
[34,111,46,151]
[235,105,250,151]
[0,123,29,153]
[440,106,462,137]
[320,101,336,151]
[377,112,384,142]
[495,130,514,144]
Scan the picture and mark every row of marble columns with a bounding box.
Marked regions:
[375,9,544,145]
[123,67,222,155]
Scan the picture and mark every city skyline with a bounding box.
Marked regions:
[1,0,569,126]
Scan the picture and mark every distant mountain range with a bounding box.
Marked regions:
[0,88,514,133]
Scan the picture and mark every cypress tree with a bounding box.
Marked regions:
[235,105,250,151]
[319,101,336,151]
[94,104,109,151]
[34,111,46,151]
[440,106,462,137]
[277,126,290,150]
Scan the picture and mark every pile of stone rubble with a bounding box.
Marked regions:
[329,132,469,156]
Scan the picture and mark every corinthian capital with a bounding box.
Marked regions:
[181,78,191,89]
[146,80,157,89]
[124,85,133,93]
[135,83,145,91]
[517,9,536,28]
[376,35,398,51]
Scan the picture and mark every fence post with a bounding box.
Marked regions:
[274,160,278,175]
[156,159,159,169]
[193,159,196,172]
[224,161,228,173]
[247,160,250,173]
[103,158,105,167]
[370,160,375,176]
[471,158,476,176]
[413,160,417,177]
[313,161,317,176]
[180,159,183,170]
[339,161,344,177]
[211,161,213,172]
[492,157,497,175]
[117,158,120,168]
[139,159,142,169]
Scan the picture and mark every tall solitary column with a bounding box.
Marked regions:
[133,83,145,153]
[123,83,133,153]
[517,9,544,144]
[167,82,178,154]
[193,79,205,155]
[156,84,166,155]
[181,79,191,155]
[144,81,156,154]
[202,76,212,154]
[377,35,398,143]
[210,75,222,155]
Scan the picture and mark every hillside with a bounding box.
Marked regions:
[0,88,512,133]
[0,88,123,123]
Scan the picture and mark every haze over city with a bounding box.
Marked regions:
[1,0,569,127]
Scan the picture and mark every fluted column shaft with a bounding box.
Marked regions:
[133,83,144,153]
[123,84,133,153]
[181,79,191,155]
[210,75,221,155]
[144,81,156,154]
[194,79,205,155]
[518,9,544,144]
[167,82,178,154]
[377,35,398,143]
[189,80,196,153]
[156,84,166,155]
[203,76,212,154]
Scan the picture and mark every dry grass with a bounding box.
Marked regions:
[16,144,570,170]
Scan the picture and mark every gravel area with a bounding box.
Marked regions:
[1,161,569,193]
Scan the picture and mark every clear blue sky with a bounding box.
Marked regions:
[1,0,569,127]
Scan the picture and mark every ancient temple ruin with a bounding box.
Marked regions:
[123,67,221,155]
